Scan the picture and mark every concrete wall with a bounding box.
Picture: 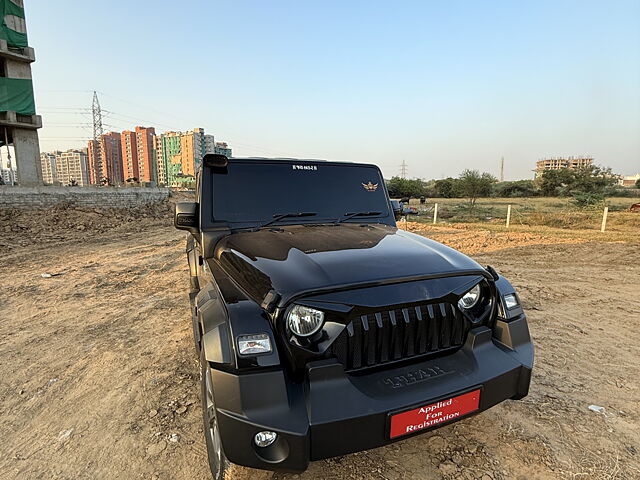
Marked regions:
[0,186,170,208]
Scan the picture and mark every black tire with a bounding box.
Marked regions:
[191,305,202,354]
[200,350,231,480]
[190,273,200,291]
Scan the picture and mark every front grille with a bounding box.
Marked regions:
[329,302,470,372]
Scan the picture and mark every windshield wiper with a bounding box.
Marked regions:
[335,211,383,224]
[259,212,317,228]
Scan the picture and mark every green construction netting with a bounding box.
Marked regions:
[0,77,35,115]
[0,0,27,48]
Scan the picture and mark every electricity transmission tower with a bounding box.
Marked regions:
[400,159,408,179]
[92,90,104,141]
[91,91,104,184]
[500,156,504,182]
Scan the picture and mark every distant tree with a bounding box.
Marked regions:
[458,170,496,206]
[492,180,536,198]
[536,168,575,196]
[635,178,640,189]
[536,165,618,197]
[0,176,5,185]
[570,165,618,195]
[434,178,460,198]
[386,177,426,198]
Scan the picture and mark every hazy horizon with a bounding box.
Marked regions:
[28,0,640,180]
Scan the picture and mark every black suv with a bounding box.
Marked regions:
[174,155,533,478]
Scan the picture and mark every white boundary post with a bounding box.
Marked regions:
[506,204,511,228]
[433,203,438,224]
[600,206,608,233]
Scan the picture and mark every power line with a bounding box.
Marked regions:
[102,110,180,131]
[39,92,302,158]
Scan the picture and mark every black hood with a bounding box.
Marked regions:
[214,224,485,306]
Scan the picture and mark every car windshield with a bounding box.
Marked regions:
[210,161,391,225]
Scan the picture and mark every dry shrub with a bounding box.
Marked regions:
[519,210,600,229]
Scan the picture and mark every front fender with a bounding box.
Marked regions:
[196,282,281,370]
[492,274,534,397]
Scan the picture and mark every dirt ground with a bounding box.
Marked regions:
[0,206,639,480]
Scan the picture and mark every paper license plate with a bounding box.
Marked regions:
[389,389,481,439]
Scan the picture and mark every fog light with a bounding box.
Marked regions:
[237,334,272,355]
[254,431,277,447]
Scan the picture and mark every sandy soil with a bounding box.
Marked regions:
[0,211,638,480]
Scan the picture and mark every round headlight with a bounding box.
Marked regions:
[287,305,324,337]
[458,283,481,310]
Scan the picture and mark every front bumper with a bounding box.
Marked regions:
[209,315,533,472]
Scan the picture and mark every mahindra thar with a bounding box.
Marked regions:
[174,155,533,479]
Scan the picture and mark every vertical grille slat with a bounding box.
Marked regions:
[414,306,426,355]
[374,312,386,363]
[439,303,450,349]
[330,301,471,373]
[401,308,413,357]
[426,304,437,351]
[389,310,400,360]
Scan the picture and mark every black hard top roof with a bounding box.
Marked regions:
[226,157,378,169]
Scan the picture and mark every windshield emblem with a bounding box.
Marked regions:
[362,181,379,192]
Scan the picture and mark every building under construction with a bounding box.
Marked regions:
[535,156,593,177]
[0,0,41,186]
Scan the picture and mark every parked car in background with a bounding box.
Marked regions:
[402,204,418,215]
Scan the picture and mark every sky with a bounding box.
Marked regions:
[28,0,640,180]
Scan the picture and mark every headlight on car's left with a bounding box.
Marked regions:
[287,305,324,337]
[458,283,482,310]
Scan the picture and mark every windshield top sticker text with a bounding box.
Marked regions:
[292,165,317,171]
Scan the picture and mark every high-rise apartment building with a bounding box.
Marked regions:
[135,126,155,183]
[88,132,123,185]
[40,151,56,184]
[40,149,89,186]
[535,156,593,177]
[84,127,226,186]
[87,139,99,184]
[154,128,215,186]
[214,142,232,158]
[1,167,17,185]
[156,131,182,186]
[56,149,89,186]
[153,134,166,185]
[121,130,138,181]
[102,132,123,184]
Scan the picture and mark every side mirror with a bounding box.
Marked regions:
[174,202,199,233]
[390,201,403,221]
[203,154,228,168]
